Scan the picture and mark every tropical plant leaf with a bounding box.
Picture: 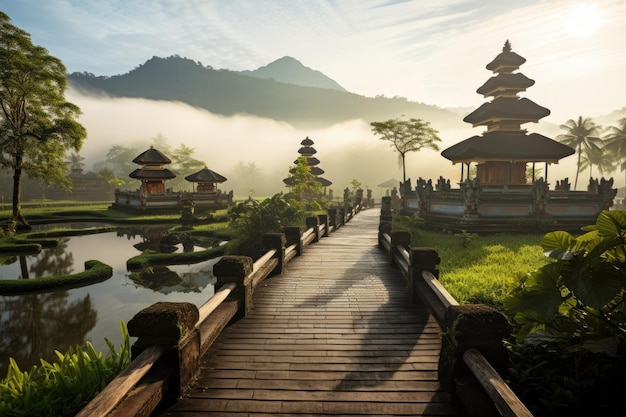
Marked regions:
[541,231,574,252]
[596,210,626,237]
[563,262,626,309]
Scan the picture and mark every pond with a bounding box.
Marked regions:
[0,227,220,376]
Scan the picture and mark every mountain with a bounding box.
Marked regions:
[239,56,347,92]
[68,56,465,129]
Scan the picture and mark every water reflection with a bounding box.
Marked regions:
[0,229,219,376]
[0,292,96,373]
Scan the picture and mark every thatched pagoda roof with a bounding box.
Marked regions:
[464,97,550,126]
[132,146,171,165]
[129,168,176,179]
[441,131,575,164]
[184,167,227,183]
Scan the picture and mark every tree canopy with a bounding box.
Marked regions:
[370,117,441,185]
[556,116,603,190]
[0,12,86,225]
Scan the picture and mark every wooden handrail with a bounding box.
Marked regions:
[463,348,534,417]
[422,270,459,309]
[76,345,165,417]
[198,282,237,324]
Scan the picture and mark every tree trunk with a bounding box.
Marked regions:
[12,154,29,226]
[574,146,582,191]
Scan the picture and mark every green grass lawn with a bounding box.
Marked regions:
[410,229,549,309]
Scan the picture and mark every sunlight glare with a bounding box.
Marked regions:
[564,3,605,38]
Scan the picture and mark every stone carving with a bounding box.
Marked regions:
[461,177,481,215]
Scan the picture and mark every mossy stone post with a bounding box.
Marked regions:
[262,233,286,276]
[380,196,393,224]
[328,208,338,230]
[127,301,200,395]
[306,216,320,243]
[378,221,392,248]
[439,304,512,414]
[284,226,302,256]
[391,230,411,266]
[409,248,440,304]
[338,207,346,227]
[213,255,254,318]
[318,214,329,237]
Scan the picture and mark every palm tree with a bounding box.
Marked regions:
[65,152,85,172]
[603,118,626,187]
[556,116,603,190]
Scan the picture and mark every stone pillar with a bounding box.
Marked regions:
[127,302,200,394]
[213,255,253,317]
[306,216,320,243]
[284,226,302,256]
[378,221,392,248]
[338,207,346,227]
[262,232,286,276]
[438,304,512,392]
[391,230,411,266]
[318,214,329,237]
[409,247,441,306]
[327,208,337,230]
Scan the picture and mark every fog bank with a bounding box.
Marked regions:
[69,89,587,198]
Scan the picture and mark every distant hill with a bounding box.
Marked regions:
[239,56,347,92]
[68,56,465,129]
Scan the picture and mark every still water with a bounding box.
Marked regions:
[0,228,219,375]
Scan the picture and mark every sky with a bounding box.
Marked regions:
[2,0,626,193]
[3,0,625,121]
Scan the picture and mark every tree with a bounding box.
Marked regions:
[285,156,322,203]
[603,118,626,186]
[0,12,86,225]
[370,117,441,185]
[556,116,603,190]
[169,143,204,191]
[65,152,85,172]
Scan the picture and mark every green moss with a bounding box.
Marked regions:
[126,241,235,270]
[0,260,113,295]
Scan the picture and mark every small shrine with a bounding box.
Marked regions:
[185,166,227,193]
[410,41,616,233]
[111,146,233,213]
[283,136,332,188]
[129,146,176,195]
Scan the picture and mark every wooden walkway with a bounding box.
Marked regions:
[160,209,457,416]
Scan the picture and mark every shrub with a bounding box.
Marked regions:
[0,321,130,417]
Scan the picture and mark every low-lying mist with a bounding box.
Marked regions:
[68,88,585,199]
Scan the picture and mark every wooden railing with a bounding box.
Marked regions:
[378,197,533,417]
[78,204,362,417]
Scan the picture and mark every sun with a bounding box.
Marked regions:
[563,3,605,38]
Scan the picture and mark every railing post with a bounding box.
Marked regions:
[327,208,337,231]
[338,207,346,227]
[318,214,329,237]
[439,304,512,415]
[284,226,303,256]
[262,233,286,276]
[306,216,320,243]
[391,230,411,266]
[127,302,200,396]
[213,255,254,317]
[378,221,392,248]
[380,196,393,224]
[409,248,440,301]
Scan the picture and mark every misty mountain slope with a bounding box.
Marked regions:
[239,56,347,92]
[68,56,465,129]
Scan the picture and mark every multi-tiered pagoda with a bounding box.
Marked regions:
[441,40,574,186]
[283,136,332,188]
[411,41,616,233]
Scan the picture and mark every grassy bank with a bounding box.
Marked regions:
[408,228,548,309]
